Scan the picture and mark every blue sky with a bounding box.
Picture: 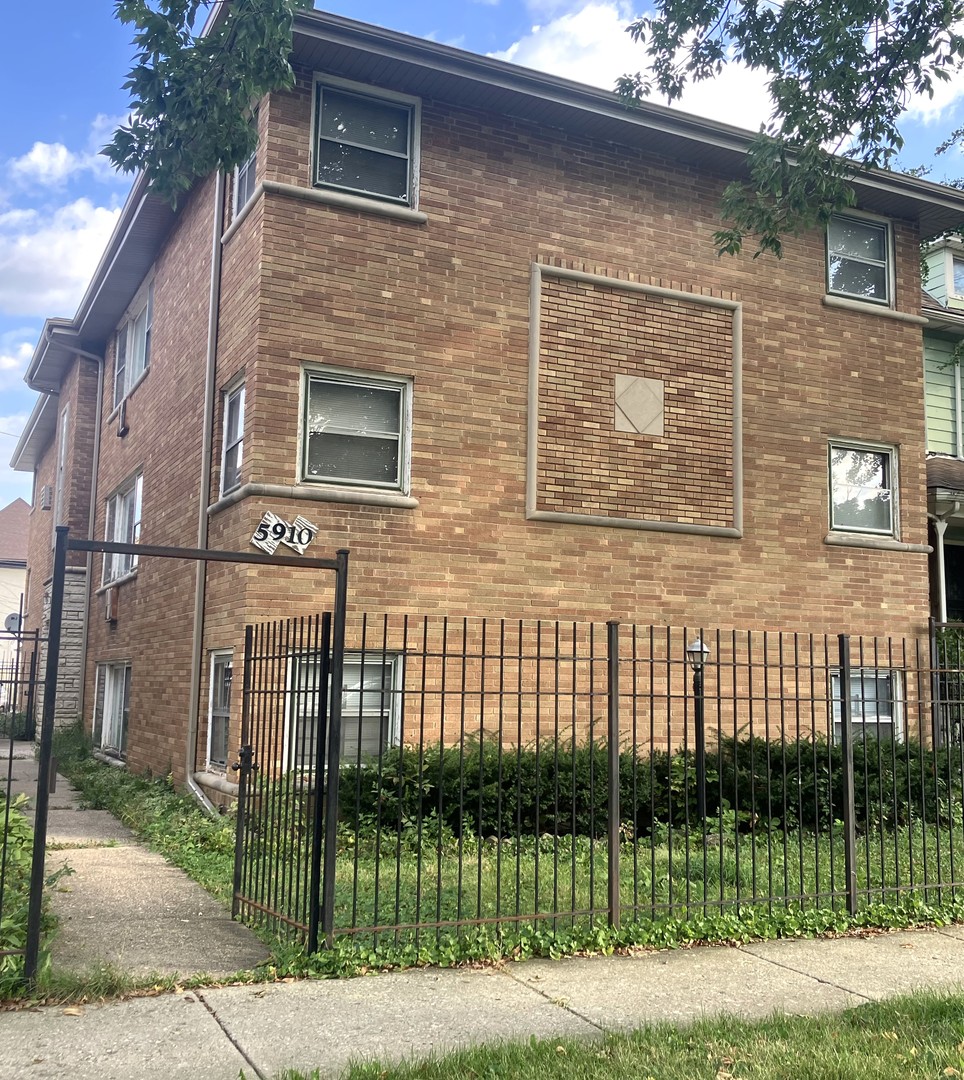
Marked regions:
[2,0,963,509]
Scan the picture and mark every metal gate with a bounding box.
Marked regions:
[20,527,349,985]
[0,624,38,742]
[231,611,346,953]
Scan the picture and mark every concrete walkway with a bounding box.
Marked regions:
[5,741,267,979]
[3,742,964,1079]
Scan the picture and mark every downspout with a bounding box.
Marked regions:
[76,351,105,720]
[186,171,226,814]
[928,501,960,624]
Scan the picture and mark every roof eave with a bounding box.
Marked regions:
[10,393,58,473]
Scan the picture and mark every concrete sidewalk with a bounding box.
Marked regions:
[2,925,964,1079]
[5,741,268,979]
[5,742,964,1079]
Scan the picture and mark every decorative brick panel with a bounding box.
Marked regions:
[534,270,736,528]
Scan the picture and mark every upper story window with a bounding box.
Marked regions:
[314,80,418,206]
[234,110,258,215]
[52,403,69,546]
[829,441,896,537]
[220,383,245,495]
[952,255,964,297]
[103,472,143,584]
[114,281,154,408]
[826,214,892,306]
[302,369,411,491]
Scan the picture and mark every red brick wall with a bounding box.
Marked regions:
[83,175,217,779]
[59,67,933,779]
[207,71,928,641]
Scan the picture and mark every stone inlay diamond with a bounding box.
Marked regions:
[615,375,664,436]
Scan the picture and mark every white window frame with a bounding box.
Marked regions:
[300,367,412,492]
[826,213,894,307]
[287,652,403,772]
[234,111,258,216]
[103,472,143,584]
[951,254,964,298]
[114,280,154,408]
[828,440,897,537]
[831,668,903,743]
[311,75,420,207]
[51,402,69,547]
[94,661,132,760]
[207,650,233,770]
[220,382,245,495]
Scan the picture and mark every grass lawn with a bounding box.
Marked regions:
[271,989,964,1079]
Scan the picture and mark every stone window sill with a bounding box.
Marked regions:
[824,532,931,553]
[209,482,418,517]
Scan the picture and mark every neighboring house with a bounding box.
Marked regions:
[11,10,964,796]
[0,498,29,705]
[922,238,964,622]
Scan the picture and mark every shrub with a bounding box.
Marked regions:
[0,795,35,995]
[338,735,964,840]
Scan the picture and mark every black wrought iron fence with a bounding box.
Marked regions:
[0,627,40,991]
[234,614,964,953]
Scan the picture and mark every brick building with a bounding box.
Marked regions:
[11,10,964,800]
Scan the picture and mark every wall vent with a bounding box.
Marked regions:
[105,587,118,623]
[39,484,53,511]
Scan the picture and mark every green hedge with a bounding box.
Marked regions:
[338,736,964,839]
[0,712,32,739]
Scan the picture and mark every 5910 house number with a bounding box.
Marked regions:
[250,511,318,556]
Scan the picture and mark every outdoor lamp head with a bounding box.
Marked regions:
[686,638,709,671]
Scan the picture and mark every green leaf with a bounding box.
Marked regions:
[104,0,313,206]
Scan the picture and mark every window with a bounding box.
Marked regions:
[953,256,964,297]
[302,370,411,490]
[114,281,154,407]
[52,403,69,546]
[94,662,131,759]
[827,215,892,305]
[829,442,896,536]
[221,384,245,495]
[103,473,143,583]
[208,652,233,769]
[314,82,416,205]
[289,653,401,771]
[234,112,258,214]
[831,669,902,743]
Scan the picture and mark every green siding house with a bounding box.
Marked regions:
[923,239,964,620]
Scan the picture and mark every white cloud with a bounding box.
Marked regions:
[0,410,34,506]
[7,113,130,189]
[904,70,964,127]
[10,143,81,186]
[0,198,121,318]
[490,1,774,131]
[0,412,29,444]
[0,337,32,387]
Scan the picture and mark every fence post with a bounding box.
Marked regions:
[607,620,620,930]
[837,634,858,917]
[231,624,255,921]
[321,549,350,948]
[24,525,68,984]
[307,612,332,956]
[929,617,943,749]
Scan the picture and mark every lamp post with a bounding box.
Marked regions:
[686,637,710,826]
